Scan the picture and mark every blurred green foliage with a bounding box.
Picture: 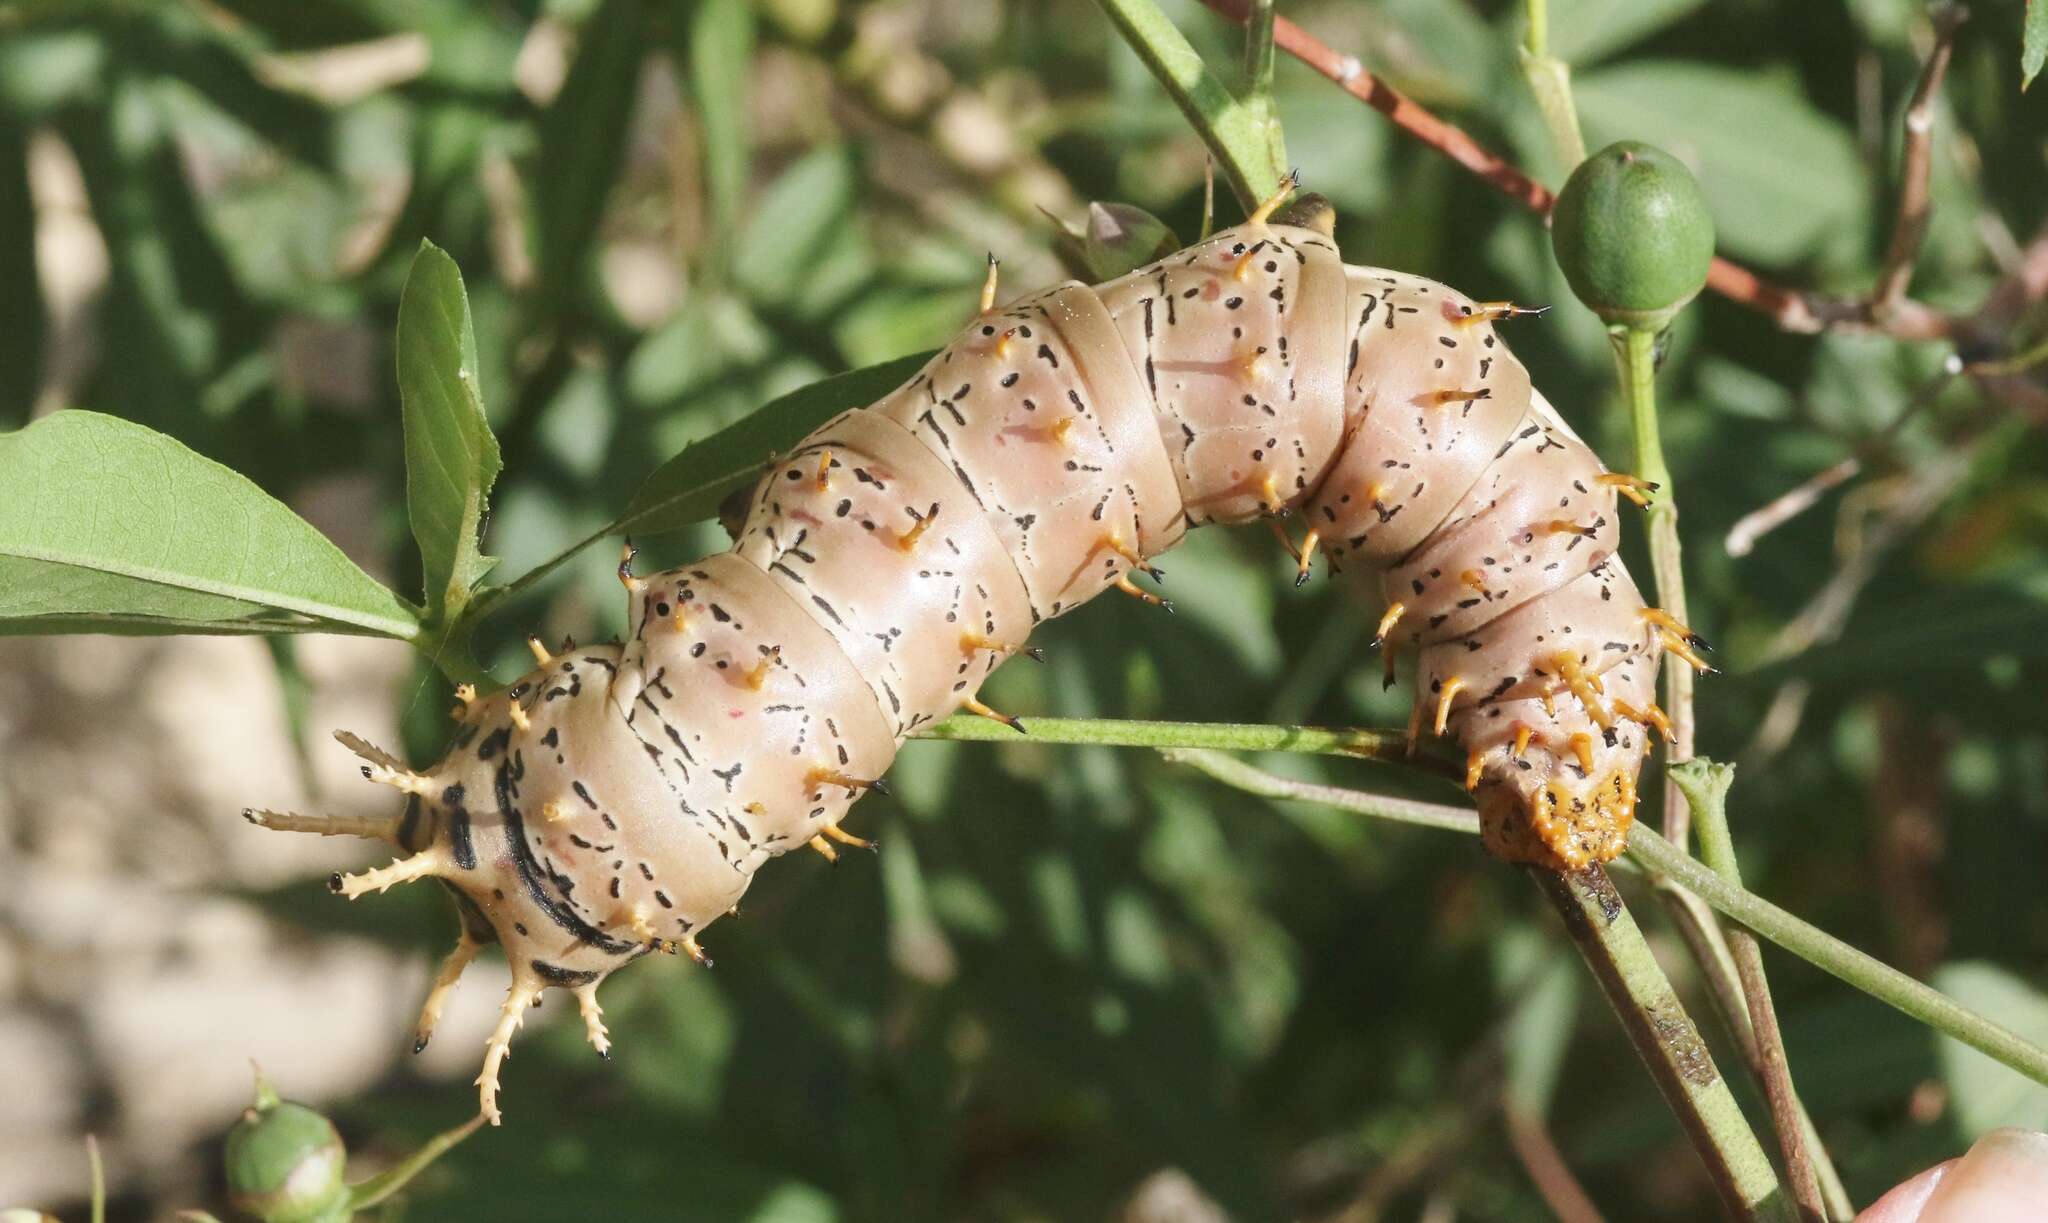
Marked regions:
[3,0,2047,1218]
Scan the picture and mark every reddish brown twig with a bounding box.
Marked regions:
[1504,1106,1608,1223]
[1199,0,1956,341]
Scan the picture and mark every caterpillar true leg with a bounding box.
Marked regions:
[572,982,611,1058]
[821,823,875,851]
[962,695,1026,733]
[414,928,483,1054]
[476,976,544,1126]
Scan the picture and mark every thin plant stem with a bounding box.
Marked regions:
[1657,877,1857,1220]
[1614,326,1695,848]
[346,1112,490,1211]
[1674,764,1827,1217]
[1616,320,1826,1214]
[1124,744,2048,1091]
[1092,0,1283,209]
[1519,0,1586,168]
[1156,753,1785,1215]
[88,1135,105,1223]
[1531,866,1795,1221]
[1157,746,1478,834]
[922,713,1438,772]
[1628,824,2048,1087]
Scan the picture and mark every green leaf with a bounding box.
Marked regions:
[1544,0,1706,65]
[677,0,754,276]
[2027,0,2047,90]
[733,146,860,310]
[1932,962,2048,1133]
[614,352,929,537]
[531,0,647,316]
[1574,62,1867,266]
[0,411,416,638]
[396,240,500,621]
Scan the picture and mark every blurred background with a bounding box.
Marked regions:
[1,0,2046,1218]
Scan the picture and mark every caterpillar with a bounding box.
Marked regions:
[248,185,1706,1123]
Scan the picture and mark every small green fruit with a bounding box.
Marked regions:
[224,1075,349,1223]
[1550,141,1715,330]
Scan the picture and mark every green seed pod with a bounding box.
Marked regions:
[224,1074,349,1223]
[1550,141,1715,330]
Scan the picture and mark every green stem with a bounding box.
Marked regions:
[88,1135,105,1223]
[1673,763,1828,1217]
[1518,0,1586,168]
[1160,748,1786,1216]
[411,615,494,690]
[1094,0,1284,209]
[1615,325,1695,850]
[1617,320,1832,1212]
[919,713,1427,769]
[1628,824,2048,1088]
[345,1112,488,1212]
[1110,741,2048,1091]
[470,520,613,621]
[1525,0,1548,57]
[1161,746,1478,834]
[1531,866,1794,1221]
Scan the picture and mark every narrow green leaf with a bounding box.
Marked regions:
[1094,0,1283,211]
[2026,0,2047,90]
[614,352,929,537]
[531,0,647,315]
[733,146,859,309]
[679,0,754,276]
[0,411,416,638]
[396,240,500,620]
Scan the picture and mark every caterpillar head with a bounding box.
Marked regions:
[249,641,741,1124]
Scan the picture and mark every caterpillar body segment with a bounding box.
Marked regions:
[256,215,1681,1119]
[1092,222,1351,523]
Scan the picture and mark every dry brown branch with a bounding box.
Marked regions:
[1725,361,1962,557]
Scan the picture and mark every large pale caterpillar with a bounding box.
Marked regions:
[250,188,1706,1122]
